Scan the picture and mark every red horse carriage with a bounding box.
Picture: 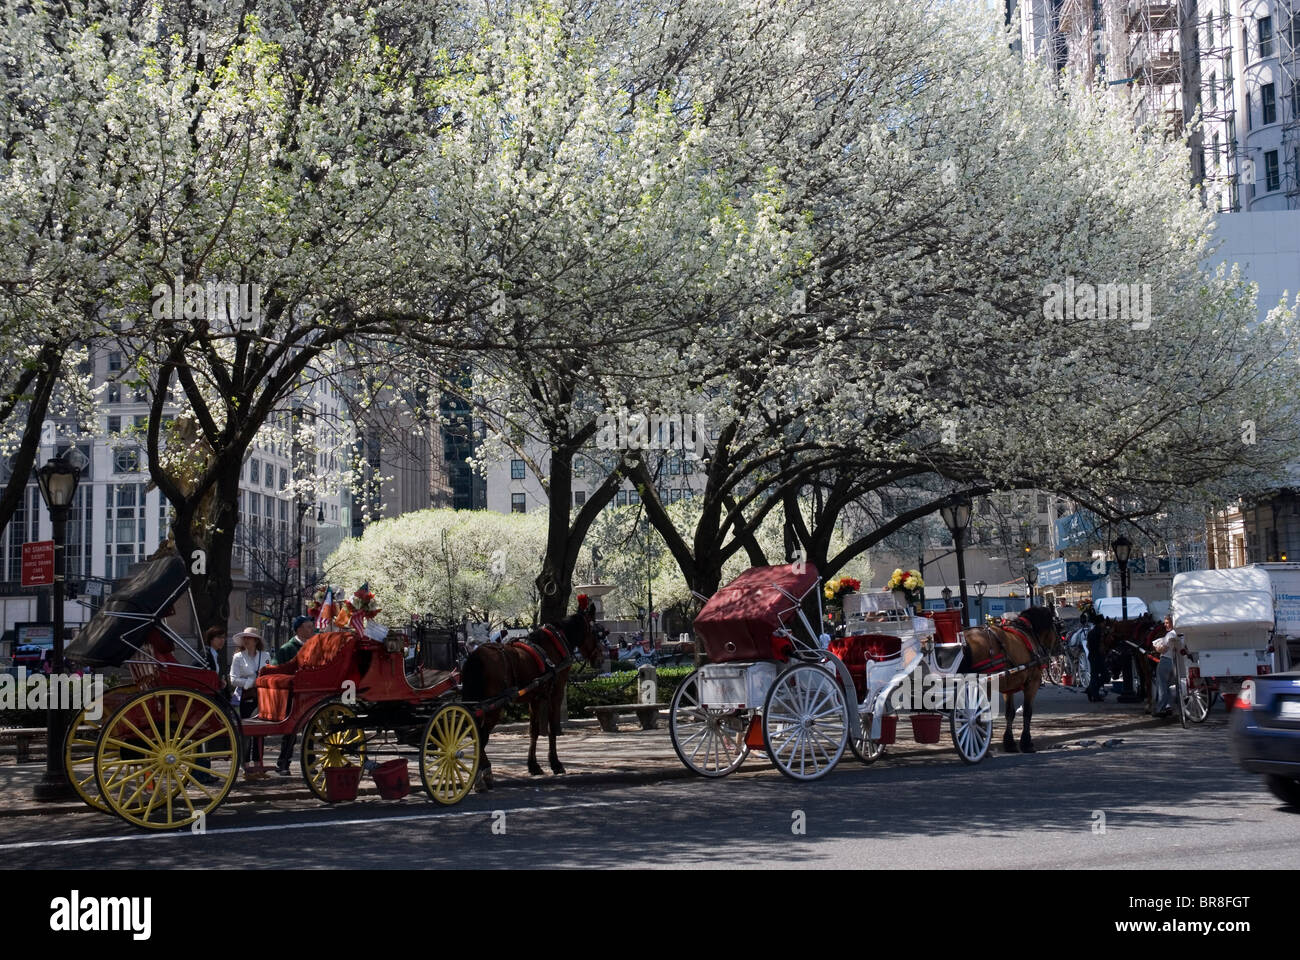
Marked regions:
[65,553,481,830]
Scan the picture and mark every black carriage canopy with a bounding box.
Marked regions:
[693,563,821,662]
[66,552,194,667]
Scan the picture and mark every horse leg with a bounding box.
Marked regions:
[1020,679,1038,753]
[547,684,566,774]
[527,701,546,776]
[1003,690,1019,752]
[476,709,499,792]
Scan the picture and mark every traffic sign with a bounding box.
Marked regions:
[21,541,55,587]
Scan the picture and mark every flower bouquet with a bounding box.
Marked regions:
[823,576,861,604]
[885,568,925,612]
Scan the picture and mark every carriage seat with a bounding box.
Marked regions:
[255,631,359,722]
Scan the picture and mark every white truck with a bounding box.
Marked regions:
[1248,562,1300,672]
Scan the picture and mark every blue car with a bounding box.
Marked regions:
[1230,673,1300,807]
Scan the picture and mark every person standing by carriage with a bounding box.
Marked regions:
[1084,613,1110,702]
[1152,614,1184,718]
[230,627,270,770]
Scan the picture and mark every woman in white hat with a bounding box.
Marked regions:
[229,627,270,769]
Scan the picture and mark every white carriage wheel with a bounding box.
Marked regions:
[668,669,749,778]
[848,726,886,764]
[950,679,992,764]
[1183,680,1210,724]
[762,663,847,782]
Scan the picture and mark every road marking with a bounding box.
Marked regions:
[0,798,651,852]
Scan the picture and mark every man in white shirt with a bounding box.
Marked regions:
[1152,615,1182,718]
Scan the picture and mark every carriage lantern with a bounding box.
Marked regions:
[1025,563,1038,606]
[941,586,953,608]
[32,451,85,801]
[973,579,987,624]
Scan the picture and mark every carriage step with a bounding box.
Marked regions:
[585,704,663,732]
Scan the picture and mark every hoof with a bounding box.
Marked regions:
[528,765,545,776]
[1020,741,1036,754]
[549,763,566,775]
[1003,740,1020,753]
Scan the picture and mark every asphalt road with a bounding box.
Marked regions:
[1,712,1295,869]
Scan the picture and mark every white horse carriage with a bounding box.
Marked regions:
[668,564,996,781]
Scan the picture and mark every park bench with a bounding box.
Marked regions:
[0,727,46,763]
[585,703,663,732]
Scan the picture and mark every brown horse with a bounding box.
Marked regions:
[961,606,1059,753]
[459,605,604,789]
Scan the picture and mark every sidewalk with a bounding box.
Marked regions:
[0,683,1183,818]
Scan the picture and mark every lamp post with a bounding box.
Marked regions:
[939,495,973,626]
[1025,563,1038,607]
[1112,535,1132,623]
[33,451,83,801]
[941,586,953,609]
[973,579,987,625]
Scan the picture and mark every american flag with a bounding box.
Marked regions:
[315,587,336,631]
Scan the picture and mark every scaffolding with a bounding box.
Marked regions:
[1194,2,1241,212]
[1124,0,1187,136]
[1282,0,1300,205]
[1058,0,1098,84]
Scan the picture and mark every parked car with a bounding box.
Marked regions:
[1230,674,1300,808]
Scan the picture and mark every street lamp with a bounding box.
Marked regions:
[941,586,953,608]
[32,451,84,801]
[1025,563,1038,607]
[973,579,987,625]
[939,495,973,625]
[1112,535,1132,623]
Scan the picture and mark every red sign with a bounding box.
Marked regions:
[21,541,55,588]
[287,557,299,569]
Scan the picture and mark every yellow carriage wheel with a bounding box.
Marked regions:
[419,703,480,806]
[94,687,238,830]
[64,683,137,813]
[300,702,366,802]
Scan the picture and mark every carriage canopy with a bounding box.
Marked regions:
[1171,566,1275,651]
[67,552,191,667]
[693,563,820,662]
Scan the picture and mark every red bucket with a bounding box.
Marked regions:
[371,759,410,800]
[324,765,362,803]
[1221,694,1236,711]
[910,714,942,744]
[876,715,897,745]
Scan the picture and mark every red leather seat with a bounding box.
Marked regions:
[255,632,359,721]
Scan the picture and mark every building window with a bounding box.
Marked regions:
[105,483,146,579]
[1259,16,1274,58]
[628,488,640,504]
[1245,91,1252,131]
[107,352,122,372]
[249,459,260,485]
[107,415,121,434]
[574,490,586,506]
[511,493,526,514]
[1039,524,1049,546]
[280,467,288,490]
[669,488,682,503]
[1262,83,1277,125]
[1265,150,1280,191]
[616,490,628,507]
[107,383,121,404]
[264,466,273,489]
[683,488,694,500]
[683,461,693,476]
[113,447,140,473]
[1036,494,1047,513]
[510,459,525,480]
[573,459,586,477]
[669,459,680,475]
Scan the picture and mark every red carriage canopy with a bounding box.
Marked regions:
[694,563,820,663]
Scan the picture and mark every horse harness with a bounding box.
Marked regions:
[968,614,1047,676]
[505,625,575,698]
